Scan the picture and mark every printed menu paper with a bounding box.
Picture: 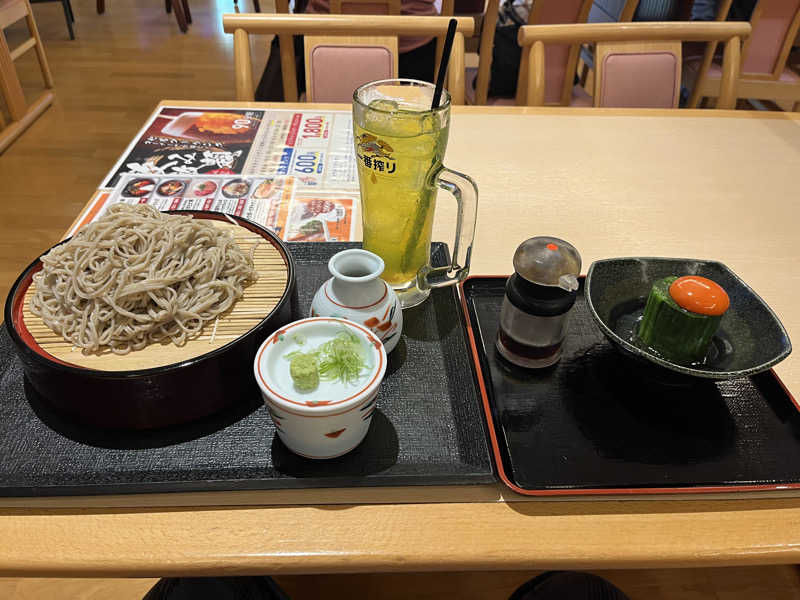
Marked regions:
[82,106,362,242]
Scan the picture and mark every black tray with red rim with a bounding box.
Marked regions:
[460,276,800,496]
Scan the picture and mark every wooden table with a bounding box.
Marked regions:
[1,102,799,576]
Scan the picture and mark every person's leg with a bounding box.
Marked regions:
[398,38,437,84]
[509,571,630,600]
[690,0,718,20]
[254,35,306,101]
[143,576,291,600]
[633,0,677,20]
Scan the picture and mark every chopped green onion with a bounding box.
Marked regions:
[284,329,369,386]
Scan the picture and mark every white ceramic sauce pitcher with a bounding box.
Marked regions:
[311,249,403,353]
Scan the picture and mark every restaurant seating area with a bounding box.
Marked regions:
[1,1,800,599]
[517,21,748,107]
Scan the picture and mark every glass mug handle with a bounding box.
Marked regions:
[418,167,478,290]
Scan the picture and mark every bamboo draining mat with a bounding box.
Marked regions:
[20,221,289,371]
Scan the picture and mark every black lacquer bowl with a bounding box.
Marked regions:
[4,211,296,429]
[585,257,791,380]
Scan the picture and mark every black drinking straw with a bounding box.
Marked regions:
[431,19,458,109]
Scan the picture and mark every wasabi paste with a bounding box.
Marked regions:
[289,353,319,391]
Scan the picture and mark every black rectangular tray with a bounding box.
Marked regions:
[0,243,494,497]
[461,276,800,496]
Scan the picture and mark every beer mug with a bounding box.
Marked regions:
[353,79,478,309]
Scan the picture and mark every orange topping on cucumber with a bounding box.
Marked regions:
[669,276,730,316]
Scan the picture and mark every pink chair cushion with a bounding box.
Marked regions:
[742,0,800,74]
[309,45,394,103]
[598,52,678,108]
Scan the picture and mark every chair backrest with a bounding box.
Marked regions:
[686,0,800,108]
[222,13,474,103]
[305,35,398,101]
[740,0,800,77]
[709,0,800,80]
[522,0,594,105]
[474,0,592,105]
[517,22,751,109]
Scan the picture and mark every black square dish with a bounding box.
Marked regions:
[461,276,800,496]
[0,243,494,497]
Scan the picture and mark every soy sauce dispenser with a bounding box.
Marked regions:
[496,236,582,369]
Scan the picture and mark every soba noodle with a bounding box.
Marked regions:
[30,204,259,355]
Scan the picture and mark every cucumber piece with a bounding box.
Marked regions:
[636,276,722,365]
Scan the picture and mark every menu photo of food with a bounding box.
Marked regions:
[156,179,189,197]
[189,179,218,197]
[252,177,285,201]
[123,177,156,197]
[103,107,265,187]
[284,194,356,242]
[220,178,251,199]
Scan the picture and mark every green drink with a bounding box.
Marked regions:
[353,80,478,309]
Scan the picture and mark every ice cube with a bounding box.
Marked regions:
[369,99,399,112]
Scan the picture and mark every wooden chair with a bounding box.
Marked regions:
[517,22,750,108]
[688,0,800,110]
[222,13,473,103]
[472,0,596,106]
[0,0,53,153]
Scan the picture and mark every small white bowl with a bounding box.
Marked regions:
[253,317,387,459]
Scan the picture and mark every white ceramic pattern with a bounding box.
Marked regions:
[310,249,403,353]
[253,317,387,459]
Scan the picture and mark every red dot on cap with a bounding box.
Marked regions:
[546,243,559,251]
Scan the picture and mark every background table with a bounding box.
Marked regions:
[1,102,799,576]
